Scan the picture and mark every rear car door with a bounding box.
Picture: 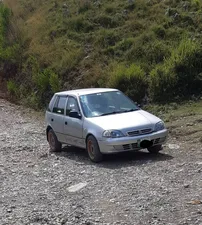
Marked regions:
[50,95,67,143]
[63,96,84,148]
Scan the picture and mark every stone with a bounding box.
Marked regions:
[67,182,88,193]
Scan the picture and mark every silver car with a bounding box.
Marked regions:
[45,88,168,162]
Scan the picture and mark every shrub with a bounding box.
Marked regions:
[53,47,84,73]
[22,55,61,105]
[0,4,11,31]
[93,14,123,28]
[149,38,202,102]
[78,0,92,14]
[25,92,41,109]
[191,0,201,10]
[145,41,171,64]
[152,25,166,39]
[0,5,19,62]
[149,64,176,102]
[36,68,51,93]
[105,6,116,14]
[95,29,120,48]
[106,38,134,57]
[49,71,60,93]
[66,16,94,33]
[126,36,170,65]
[23,56,40,80]
[108,63,148,102]
[7,80,18,96]
[125,0,136,11]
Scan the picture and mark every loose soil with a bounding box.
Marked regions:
[0,98,201,225]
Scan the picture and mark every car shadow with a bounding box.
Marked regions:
[54,146,174,169]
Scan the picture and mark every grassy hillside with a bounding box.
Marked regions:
[2,0,202,107]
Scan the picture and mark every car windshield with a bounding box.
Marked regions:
[79,91,139,118]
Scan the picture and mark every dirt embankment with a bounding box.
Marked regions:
[0,77,7,99]
[0,99,202,225]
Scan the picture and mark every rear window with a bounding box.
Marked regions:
[47,95,56,112]
[53,96,67,114]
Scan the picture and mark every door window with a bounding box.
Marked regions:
[53,96,67,114]
[66,97,79,116]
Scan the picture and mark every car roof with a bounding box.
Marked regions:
[55,88,118,96]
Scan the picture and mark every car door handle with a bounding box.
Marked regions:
[51,118,54,122]
[65,121,68,125]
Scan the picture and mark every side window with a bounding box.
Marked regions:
[53,96,67,114]
[66,97,79,115]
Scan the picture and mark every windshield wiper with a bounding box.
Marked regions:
[100,109,138,116]
[122,108,139,113]
[100,111,121,116]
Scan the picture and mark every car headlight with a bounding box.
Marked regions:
[103,130,124,138]
[155,121,165,131]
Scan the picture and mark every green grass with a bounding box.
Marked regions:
[2,0,202,107]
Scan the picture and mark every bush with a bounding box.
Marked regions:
[191,0,201,10]
[66,16,94,33]
[78,0,92,14]
[35,68,50,93]
[49,71,60,93]
[93,14,123,28]
[149,64,176,102]
[0,5,19,62]
[108,63,148,102]
[106,38,134,56]
[95,29,120,48]
[24,92,41,109]
[22,56,61,106]
[145,41,171,64]
[126,35,170,65]
[152,25,166,39]
[149,38,202,102]
[105,6,116,14]
[7,80,18,96]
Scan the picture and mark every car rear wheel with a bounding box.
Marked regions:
[147,145,162,154]
[48,129,62,152]
[87,135,103,163]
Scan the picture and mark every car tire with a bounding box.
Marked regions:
[86,135,103,163]
[147,145,162,154]
[48,129,62,152]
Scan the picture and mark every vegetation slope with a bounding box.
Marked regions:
[1,0,202,107]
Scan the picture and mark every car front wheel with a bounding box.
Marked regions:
[147,145,162,154]
[87,135,103,163]
[48,129,62,152]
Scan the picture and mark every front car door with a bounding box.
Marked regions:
[64,96,85,148]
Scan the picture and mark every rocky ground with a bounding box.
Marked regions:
[0,98,202,225]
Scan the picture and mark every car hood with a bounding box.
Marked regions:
[87,110,161,131]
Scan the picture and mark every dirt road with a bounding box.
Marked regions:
[0,98,201,225]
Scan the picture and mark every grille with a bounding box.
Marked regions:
[127,130,140,136]
[120,136,166,151]
[131,143,138,149]
[141,128,152,134]
[123,143,140,151]
[127,128,153,136]
[123,144,131,150]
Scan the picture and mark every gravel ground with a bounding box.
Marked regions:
[0,98,202,225]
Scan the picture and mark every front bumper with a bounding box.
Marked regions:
[98,129,168,154]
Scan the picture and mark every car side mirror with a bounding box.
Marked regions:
[69,111,82,119]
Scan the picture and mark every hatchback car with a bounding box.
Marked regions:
[45,88,168,162]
